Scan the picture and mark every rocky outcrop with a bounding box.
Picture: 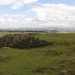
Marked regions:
[0,34,51,49]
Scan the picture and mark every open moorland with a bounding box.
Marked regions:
[0,32,75,75]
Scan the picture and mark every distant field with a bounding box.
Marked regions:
[0,32,75,75]
[0,31,45,37]
[0,32,25,37]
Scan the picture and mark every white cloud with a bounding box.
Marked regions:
[0,0,38,9]
[0,14,26,28]
[0,0,14,6]
[25,18,33,22]
[0,3,75,29]
[11,1,24,9]
[0,14,26,18]
[28,3,75,28]
[23,0,38,4]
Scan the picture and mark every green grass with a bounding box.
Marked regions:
[0,32,75,75]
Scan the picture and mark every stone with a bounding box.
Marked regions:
[58,70,67,75]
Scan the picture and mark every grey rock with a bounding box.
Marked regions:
[58,70,67,75]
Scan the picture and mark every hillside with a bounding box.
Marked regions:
[0,32,75,75]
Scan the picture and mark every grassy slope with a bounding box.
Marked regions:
[0,32,75,75]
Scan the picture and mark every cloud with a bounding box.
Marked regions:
[0,14,26,28]
[28,3,75,28]
[0,0,38,9]
[0,0,14,6]
[0,14,26,18]
[0,3,75,29]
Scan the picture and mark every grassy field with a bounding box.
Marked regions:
[0,32,75,75]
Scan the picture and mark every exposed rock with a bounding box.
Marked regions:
[1,47,11,50]
[0,34,52,49]
[58,70,67,75]
[58,70,75,75]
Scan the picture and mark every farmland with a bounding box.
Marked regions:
[0,32,75,75]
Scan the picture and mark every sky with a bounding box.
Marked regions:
[0,0,75,29]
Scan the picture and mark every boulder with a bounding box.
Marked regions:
[58,70,67,75]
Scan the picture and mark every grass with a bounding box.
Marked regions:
[0,32,75,75]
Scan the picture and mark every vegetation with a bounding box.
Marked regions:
[0,32,75,75]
